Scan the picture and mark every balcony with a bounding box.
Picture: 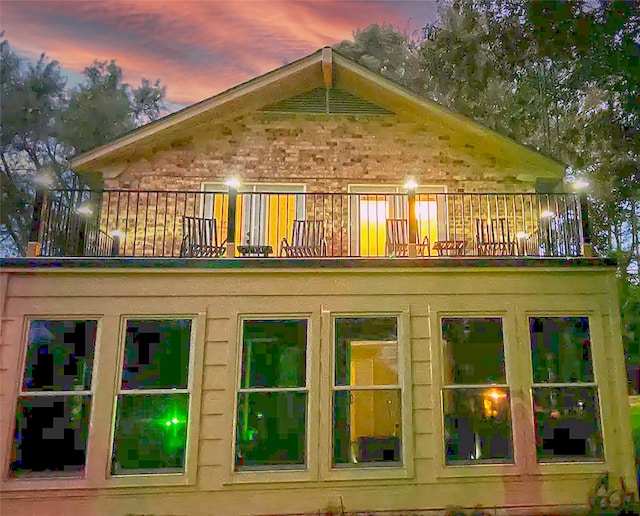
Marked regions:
[33,189,587,260]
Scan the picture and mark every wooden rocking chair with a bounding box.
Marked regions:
[474,218,517,256]
[385,219,429,257]
[180,216,226,257]
[280,220,327,257]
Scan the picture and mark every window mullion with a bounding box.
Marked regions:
[333,384,400,391]
[238,387,308,393]
[18,390,92,397]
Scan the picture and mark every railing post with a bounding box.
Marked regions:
[406,183,418,258]
[111,233,121,257]
[226,185,238,257]
[27,189,46,257]
[579,192,593,257]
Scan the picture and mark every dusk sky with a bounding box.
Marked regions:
[2,1,438,110]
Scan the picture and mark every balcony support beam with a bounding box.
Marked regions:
[27,190,46,257]
[226,186,238,258]
[579,192,593,257]
[407,188,418,258]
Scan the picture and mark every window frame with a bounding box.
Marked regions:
[440,316,515,466]
[202,181,306,248]
[229,313,316,484]
[320,309,413,481]
[3,316,102,489]
[347,184,447,257]
[523,311,606,467]
[434,309,523,479]
[106,313,204,487]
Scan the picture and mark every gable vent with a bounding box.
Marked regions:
[261,87,393,115]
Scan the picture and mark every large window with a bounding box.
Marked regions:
[529,317,603,462]
[441,317,513,464]
[111,319,193,475]
[11,320,98,476]
[333,317,402,467]
[235,319,308,470]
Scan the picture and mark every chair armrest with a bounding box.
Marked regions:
[280,237,289,257]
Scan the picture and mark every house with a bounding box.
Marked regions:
[0,47,636,516]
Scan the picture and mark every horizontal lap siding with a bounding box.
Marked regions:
[0,267,625,516]
[0,478,598,515]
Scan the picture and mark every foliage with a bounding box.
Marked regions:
[336,0,639,384]
[0,38,166,255]
[335,24,427,96]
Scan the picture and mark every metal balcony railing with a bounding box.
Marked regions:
[35,189,587,259]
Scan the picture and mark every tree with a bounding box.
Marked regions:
[0,39,166,256]
[335,24,427,96]
[336,0,639,388]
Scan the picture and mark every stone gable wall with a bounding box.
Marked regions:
[95,114,556,257]
[104,113,540,193]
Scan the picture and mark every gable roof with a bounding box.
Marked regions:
[71,47,565,178]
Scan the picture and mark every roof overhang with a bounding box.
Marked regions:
[71,47,565,179]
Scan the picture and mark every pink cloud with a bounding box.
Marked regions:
[1,1,435,107]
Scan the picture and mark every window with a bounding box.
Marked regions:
[235,319,308,470]
[11,320,98,477]
[441,318,513,464]
[111,319,193,475]
[529,317,603,462]
[333,317,402,466]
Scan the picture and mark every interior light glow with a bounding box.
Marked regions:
[485,387,507,401]
[171,418,179,424]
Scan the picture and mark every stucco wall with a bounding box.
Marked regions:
[1,265,633,516]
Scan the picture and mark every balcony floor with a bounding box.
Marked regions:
[0,256,616,270]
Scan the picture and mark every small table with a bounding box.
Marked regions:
[433,240,466,256]
[237,245,273,257]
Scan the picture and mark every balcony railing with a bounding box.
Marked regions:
[35,189,587,259]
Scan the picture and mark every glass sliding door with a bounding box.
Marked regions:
[240,184,305,252]
[349,185,445,257]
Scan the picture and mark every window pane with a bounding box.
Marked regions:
[333,389,401,465]
[11,395,90,476]
[533,386,603,461]
[335,317,398,386]
[122,320,191,390]
[241,320,307,388]
[442,318,505,385]
[235,392,306,468]
[112,393,189,474]
[443,387,513,463]
[530,317,593,383]
[24,320,97,391]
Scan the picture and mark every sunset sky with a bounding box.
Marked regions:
[2,1,437,110]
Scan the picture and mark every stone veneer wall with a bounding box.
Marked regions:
[96,113,549,257]
[103,113,539,193]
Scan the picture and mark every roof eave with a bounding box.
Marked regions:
[71,49,326,171]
